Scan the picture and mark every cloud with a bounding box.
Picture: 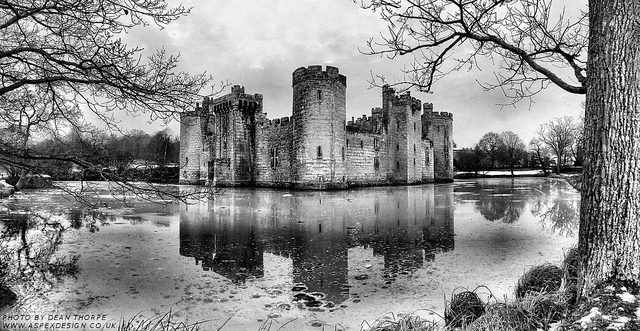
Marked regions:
[114,0,585,148]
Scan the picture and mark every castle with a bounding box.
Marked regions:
[179,65,453,189]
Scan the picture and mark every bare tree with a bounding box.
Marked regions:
[0,0,217,203]
[359,0,640,296]
[535,116,579,174]
[454,146,486,176]
[477,132,503,168]
[529,138,552,176]
[499,131,526,176]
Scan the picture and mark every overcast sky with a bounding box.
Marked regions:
[119,0,586,148]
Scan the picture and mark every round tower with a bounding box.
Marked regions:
[291,65,347,189]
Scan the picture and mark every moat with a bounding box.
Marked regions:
[0,178,579,330]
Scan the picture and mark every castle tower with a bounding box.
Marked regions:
[423,106,454,181]
[205,85,263,186]
[291,66,347,188]
[382,85,425,184]
[179,108,208,184]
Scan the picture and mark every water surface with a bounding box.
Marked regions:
[0,178,579,330]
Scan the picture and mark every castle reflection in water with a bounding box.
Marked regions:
[179,185,454,306]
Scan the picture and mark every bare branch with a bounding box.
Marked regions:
[357,0,588,101]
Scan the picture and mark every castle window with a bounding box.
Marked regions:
[396,144,399,151]
[360,140,364,148]
[425,149,429,166]
[430,141,434,148]
[413,158,416,166]
[413,144,416,153]
[317,146,323,159]
[437,126,440,133]
[414,122,417,131]
[318,90,323,101]
[374,157,380,171]
[270,147,279,168]
[342,146,345,160]
[346,140,349,148]
[374,138,378,149]
[397,160,400,169]
[397,121,400,129]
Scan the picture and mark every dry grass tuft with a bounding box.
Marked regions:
[444,289,485,328]
[366,313,441,331]
[515,263,563,298]
[118,311,207,331]
[518,292,568,326]
[464,302,537,331]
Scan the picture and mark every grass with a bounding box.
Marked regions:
[515,263,563,298]
[364,312,440,331]
[118,311,208,331]
[444,288,485,328]
[463,302,536,331]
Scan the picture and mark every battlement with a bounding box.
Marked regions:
[383,85,422,110]
[431,111,454,120]
[231,85,245,94]
[346,107,385,134]
[262,116,293,127]
[292,65,347,86]
[201,86,264,113]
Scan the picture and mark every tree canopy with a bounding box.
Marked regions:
[0,0,213,202]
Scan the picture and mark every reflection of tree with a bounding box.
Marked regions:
[531,196,579,237]
[474,187,528,223]
[0,210,94,308]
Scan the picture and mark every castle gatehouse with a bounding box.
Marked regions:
[179,65,453,189]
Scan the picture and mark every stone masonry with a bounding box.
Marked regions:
[179,65,454,189]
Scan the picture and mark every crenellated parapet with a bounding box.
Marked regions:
[346,107,385,134]
[261,116,293,127]
[431,111,454,120]
[292,65,347,87]
[202,85,263,115]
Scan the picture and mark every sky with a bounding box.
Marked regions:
[117,0,586,148]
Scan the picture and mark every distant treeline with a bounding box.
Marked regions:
[455,116,583,176]
[2,128,180,184]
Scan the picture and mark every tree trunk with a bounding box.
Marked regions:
[536,150,548,176]
[579,0,640,296]
[14,168,29,191]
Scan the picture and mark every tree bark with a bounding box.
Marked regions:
[579,0,640,296]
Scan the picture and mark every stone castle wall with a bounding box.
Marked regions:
[179,65,454,189]
[255,116,294,187]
